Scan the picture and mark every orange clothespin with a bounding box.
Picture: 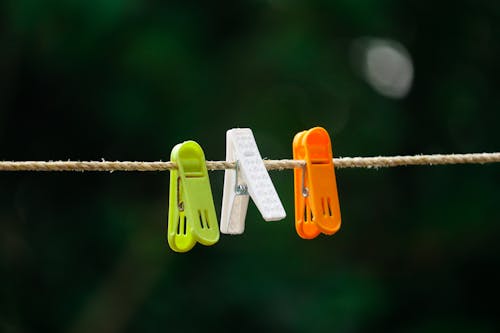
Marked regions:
[293,127,341,239]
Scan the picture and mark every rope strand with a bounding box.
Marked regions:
[0,152,498,172]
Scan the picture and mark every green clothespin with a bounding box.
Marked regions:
[168,141,220,252]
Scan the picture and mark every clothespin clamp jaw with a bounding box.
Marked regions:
[294,131,321,239]
[220,128,286,235]
[293,127,341,239]
[168,141,220,252]
[168,170,196,252]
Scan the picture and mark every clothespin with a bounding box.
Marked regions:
[220,128,286,234]
[293,127,341,239]
[167,141,219,252]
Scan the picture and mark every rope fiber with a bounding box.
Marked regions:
[0,153,498,172]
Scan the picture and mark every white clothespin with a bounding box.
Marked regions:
[220,128,286,234]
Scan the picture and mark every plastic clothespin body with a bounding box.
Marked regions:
[293,127,341,239]
[220,128,286,234]
[168,141,219,252]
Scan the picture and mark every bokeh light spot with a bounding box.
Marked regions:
[353,38,414,99]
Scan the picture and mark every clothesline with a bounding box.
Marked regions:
[0,152,498,172]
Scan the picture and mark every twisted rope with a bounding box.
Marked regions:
[0,153,498,172]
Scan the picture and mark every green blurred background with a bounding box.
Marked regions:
[1,0,499,332]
